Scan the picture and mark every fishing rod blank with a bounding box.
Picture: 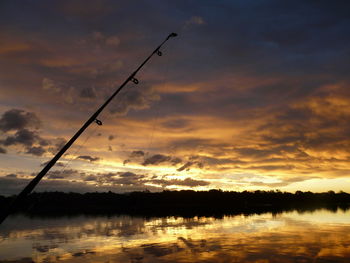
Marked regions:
[0,32,178,225]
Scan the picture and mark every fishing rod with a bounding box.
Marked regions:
[0,32,178,224]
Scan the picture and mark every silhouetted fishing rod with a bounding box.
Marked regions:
[0,32,178,225]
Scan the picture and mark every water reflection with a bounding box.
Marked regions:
[1,210,350,262]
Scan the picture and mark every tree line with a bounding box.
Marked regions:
[1,190,349,217]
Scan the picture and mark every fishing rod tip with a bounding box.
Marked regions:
[167,32,178,39]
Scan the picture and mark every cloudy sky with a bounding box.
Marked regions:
[1,0,350,195]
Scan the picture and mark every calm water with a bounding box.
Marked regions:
[1,209,350,263]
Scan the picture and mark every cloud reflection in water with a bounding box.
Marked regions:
[1,210,350,262]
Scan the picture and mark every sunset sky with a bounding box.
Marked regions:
[1,0,350,195]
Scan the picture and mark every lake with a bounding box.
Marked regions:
[0,209,349,262]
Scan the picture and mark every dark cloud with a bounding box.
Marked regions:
[150,177,210,188]
[5,173,17,178]
[111,172,145,185]
[39,138,49,146]
[118,172,138,178]
[171,157,182,165]
[40,161,65,167]
[143,154,171,166]
[80,87,96,99]
[1,129,39,147]
[85,171,146,186]
[0,128,53,156]
[178,178,209,187]
[77,155,100,162]
[108,135,114,141]
[33,244,57,253]
[257,92,350,158]
[47,169,83,179]
[73,171,208,189]
[234,147,276,159]
[86,171,210,188]
[0,176,100,196]
[47,172,65,179]
[84,175,97,181]
[177,162,194,172]
[26,146,46,156]
[126,150,199,170]
[130,150,145,158]
[124,150,146,165]
[177,161,203,172]
[0,109,66,157]
[0,147,6,154]
[108,86,160,115]
[0,172,159,195]
[48,137,66,154]
[0,109,40,132]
